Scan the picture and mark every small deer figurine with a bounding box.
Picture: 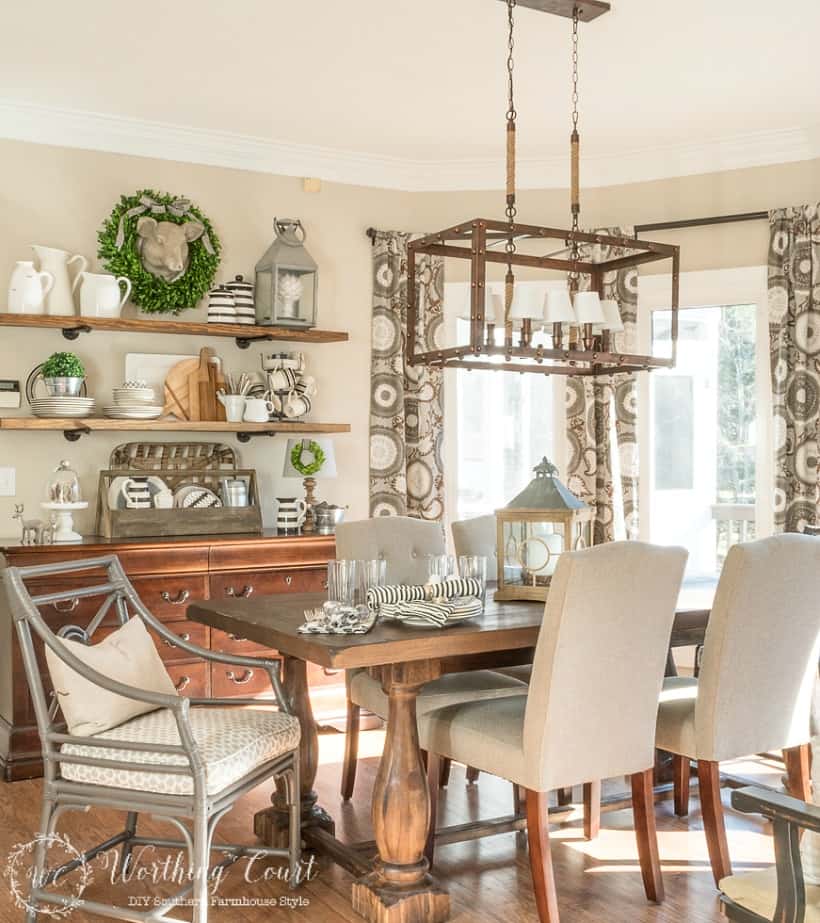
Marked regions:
[12,504,45,545]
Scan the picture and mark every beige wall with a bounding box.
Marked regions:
[0,137,819,538]
[0,140,411,535]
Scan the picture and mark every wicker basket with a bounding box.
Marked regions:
[96,442,263,538]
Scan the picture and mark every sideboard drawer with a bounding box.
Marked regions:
[94,619,209,664]
[209,567,325,600]
[211,657,279,699]
[210,627,272,657]
[167,661,209,698]
[131,575,209,621]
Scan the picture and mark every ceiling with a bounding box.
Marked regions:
[1,0,819,190]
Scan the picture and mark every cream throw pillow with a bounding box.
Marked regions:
[45,617,178,737]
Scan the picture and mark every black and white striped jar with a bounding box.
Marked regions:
[227,275,255,326]
[207,285,236,324]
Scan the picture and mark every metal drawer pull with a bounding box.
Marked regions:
[160,590,190,605]
[52,598,80,613]
[226,669,255,685]
[163,633,191,648]
[226,585,253,598]
[323,668,341,677]
[228,633,247,642]
[284,575,293,586]
[174,675,191,692]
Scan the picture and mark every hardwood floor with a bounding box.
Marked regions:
[0,729,777,923]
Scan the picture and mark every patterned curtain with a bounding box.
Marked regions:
[769,205,820,533]
[565,226,640,543]
[369,230,445,520]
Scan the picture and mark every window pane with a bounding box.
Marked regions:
[455,319,553,519]
[650,304,757,580]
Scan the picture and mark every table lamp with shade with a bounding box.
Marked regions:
[281,437,337,534]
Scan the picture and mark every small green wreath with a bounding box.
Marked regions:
[98,189,221,315]
[290,440,326,476]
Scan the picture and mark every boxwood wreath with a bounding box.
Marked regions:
[290,440,326,476]
[98,189,221,315]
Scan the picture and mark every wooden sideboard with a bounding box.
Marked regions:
[0,531,339,782]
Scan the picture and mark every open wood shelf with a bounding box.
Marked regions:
[0,417,351,443]
[0,313,349,349]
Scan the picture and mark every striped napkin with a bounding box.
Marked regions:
[367,577,483,612]
[379,596,483,627]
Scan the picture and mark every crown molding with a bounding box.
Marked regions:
[0,100,817,192]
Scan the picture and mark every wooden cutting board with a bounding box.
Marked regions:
[163,357,201,420]
[192,347,217,422]
[210,357,226,422]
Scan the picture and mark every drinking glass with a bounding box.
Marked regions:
[458,554,488,607]
[356,558,388,607]
[425,554,457,583]
[327,559,359,607]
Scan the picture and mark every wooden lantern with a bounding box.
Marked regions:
[495,457,593,601]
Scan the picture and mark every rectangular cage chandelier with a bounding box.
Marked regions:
[406,0,680,378]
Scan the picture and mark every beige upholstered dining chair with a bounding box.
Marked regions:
[336,516,528,800]
[656,534,820,887]
[420,541,688,923]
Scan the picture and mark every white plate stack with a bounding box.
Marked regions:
[104,380,164,420]
[30,396,96,418]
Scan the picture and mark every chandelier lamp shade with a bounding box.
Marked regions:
[406,0,680,377]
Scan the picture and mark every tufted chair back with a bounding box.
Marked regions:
[452,515,498,567]
[335,516,445,585]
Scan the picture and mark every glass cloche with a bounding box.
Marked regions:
[45,460,82,505]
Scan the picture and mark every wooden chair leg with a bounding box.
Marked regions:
[583,781,601,841]
[424,753,441,868]
[525,789,560,923]
[466,766,480,783]
[697,760,732,886]
[631,768,664,903]
[439,757,452,788]
[341,698,360,801]
[512,783,522,815]
[557,787,573,806]
[673,754,691,817]
[784,744,812,802]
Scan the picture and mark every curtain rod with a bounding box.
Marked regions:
[366,211,769,244]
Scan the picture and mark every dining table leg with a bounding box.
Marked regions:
[352,661,450,923]
[254,654,335,848]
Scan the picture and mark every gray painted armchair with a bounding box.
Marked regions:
[4,554,302,923]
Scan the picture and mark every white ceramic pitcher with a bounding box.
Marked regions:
[76,271,132,318]
[8,261,54,314]
[276,498,307,533]
[32,245,88,316]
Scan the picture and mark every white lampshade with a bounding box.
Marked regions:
[599,299,624,332]
[543,287,577,324]
[573,291,605,324]
[510,287,543,321]
[458,290,501,324]
[282,438,337,479]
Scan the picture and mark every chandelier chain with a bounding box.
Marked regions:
[569,5,581,284]
[505,0,518,243]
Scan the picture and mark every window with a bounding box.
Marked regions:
[445,283,559,523]
[639,268,771,586]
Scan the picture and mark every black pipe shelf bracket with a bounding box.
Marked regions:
[235,334,277,350]
[236,431,277,443]
[63,426,91,442]
[61,325,92,341]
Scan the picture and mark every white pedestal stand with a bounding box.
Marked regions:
[42,501,88,543]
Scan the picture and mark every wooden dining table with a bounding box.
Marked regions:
[188,591,711,923]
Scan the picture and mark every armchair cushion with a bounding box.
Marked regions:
[45,617,177,737]
[60,706,301,796]
[721,867,820,922]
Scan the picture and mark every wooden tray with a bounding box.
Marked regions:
[96,441,263,538]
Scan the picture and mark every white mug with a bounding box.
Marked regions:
[283,391,311,419]
[276,497,307,533]
[243,398,274,423]
[218,393,247,423]
[267,368,298,391]
[295,375,318,398]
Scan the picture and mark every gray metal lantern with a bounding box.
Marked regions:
[495,457,593,602]
[254,218,318,328]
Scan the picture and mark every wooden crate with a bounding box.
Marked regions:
[95,442,263,538]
